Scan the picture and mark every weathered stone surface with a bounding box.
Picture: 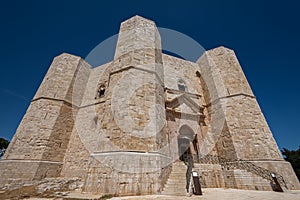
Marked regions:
[0,15,299,197]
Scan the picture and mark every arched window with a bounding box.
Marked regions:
[95,84,105,99]
[178,78,187,92]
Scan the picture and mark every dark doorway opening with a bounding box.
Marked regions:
[178,137,191,162]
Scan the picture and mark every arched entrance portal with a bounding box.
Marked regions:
[178,137,190,161]
[178,125,199,162]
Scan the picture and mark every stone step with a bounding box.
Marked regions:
[161,161,188,196]
[167,177,185,180]
[164,180,187,185]
[168,172,186,174]
[169,173,185,175]
[161,192,187,196]
[167,176,186,180]
[163,186,186,190]
[162,190,186,194]
[171,166,186,168]
[233,169,276,190]
[169,175,185,180]
[169,171,186,174]
[166,179,187,183]
[164,184,186,189]
[165,182,185,185]
[171,168,186,170]
[165,179,186,183]
[169,169,186,172]
[162,189,187,195]
[169,172,186,174]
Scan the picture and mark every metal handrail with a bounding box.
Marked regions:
[192,154,287,189]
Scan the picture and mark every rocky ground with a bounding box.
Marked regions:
[1,188,300,200]
[0,178,84,200]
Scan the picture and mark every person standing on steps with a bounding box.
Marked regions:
[185,154,194,193]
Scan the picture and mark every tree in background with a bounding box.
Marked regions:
[0,137,10,158]
[282,146,300,181]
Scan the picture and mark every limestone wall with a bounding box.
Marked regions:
[197,46,282,161]
[61,15,170,196]
[200,47,253,97]
[194,163,225,188]
[163,53,205,161]
[81,62,111,106]
[1,15,299,195]
[0,160,61,188]
[33,53,90,106]
[1,53,91,184]
[4,99,63,160]
[115,16,161,60]
[197,46,299,190]
[253,160,300,190]
[223,95,283,160]
[163,54,202,95]
[83,152,171,195]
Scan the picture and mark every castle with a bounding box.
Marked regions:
[0,16,299,196]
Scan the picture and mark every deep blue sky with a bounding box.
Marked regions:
[0,0,299,150]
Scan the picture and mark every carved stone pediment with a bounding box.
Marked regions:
[165,93,204,114]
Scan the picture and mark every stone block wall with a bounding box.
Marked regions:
[1,15,299,195]
[232,169,273,191]
[1,53,91,184]
[33,53,90,105]
[83,152,171,195]
[61,15,169,195]
[197,46,299,190]
[253,160,300,190]
[197,46,283,160]
[194,163,225,188]
[163,54,202,94]
[4,99,65,160]
[0,160,62,188]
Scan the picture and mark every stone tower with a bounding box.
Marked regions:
[0,16,299,196]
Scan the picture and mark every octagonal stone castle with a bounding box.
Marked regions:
[0,16,299,196]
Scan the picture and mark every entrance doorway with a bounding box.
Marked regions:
[178,125,198,162]
[178,137,191,162]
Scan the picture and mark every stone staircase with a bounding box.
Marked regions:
[161,161,188,196]
[197,155,287,191]
[233,169,275,190]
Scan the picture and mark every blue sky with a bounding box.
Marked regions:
[0,0,299,150]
